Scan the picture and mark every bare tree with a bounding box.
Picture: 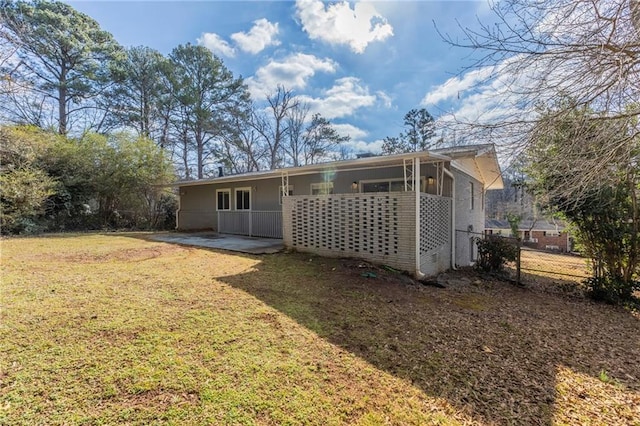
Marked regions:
[438,0,640,198]
[251,85,299,170]
[301,113,350,165]
[217,112,265,174]
[284,101,309,167]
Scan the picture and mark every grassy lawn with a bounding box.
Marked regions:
[1,233,639,425]
[519,249,589,283]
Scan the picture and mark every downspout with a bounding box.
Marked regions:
[175,187,182,230]
[414,157,425,279]
[443,168,457,270]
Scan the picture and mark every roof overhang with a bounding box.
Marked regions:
[172,150,452,188]
[170,144,503,189]
[442,145,504,190]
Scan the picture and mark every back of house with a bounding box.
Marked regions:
[175,144,503,277]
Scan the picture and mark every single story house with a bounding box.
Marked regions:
[485,219,572,252]
[175,144,503,278]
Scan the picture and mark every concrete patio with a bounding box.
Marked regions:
[150,232,284,254]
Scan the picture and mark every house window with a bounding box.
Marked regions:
[311,182,334,195]
[235,188,251,210]
[470,182,475,210]
[362,181,390,193]
[216,189,230,211]
[360,178,423,193]
[279,185,294,205]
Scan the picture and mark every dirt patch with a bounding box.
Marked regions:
[53,245,183,264]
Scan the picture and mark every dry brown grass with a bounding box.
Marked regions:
[1,233,639,425]
[520,248,589,282]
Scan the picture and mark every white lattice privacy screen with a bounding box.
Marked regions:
[282,192,417,272]
[419,194,452,276]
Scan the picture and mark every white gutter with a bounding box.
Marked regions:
[175,188,181,230]
[414,157,425,279]
[443,167,457,270]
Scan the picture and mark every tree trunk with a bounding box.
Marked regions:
[58,67,67,135]
[196,132,204,179]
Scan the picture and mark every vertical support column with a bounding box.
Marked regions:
[404,158,414,192]
[414,157,423,278]
[281,171,289,242]
[281,171,289,199]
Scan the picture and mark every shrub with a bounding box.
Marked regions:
[475,236,519,273]
[585,276,640,305]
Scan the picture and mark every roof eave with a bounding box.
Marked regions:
[172,150,452,187]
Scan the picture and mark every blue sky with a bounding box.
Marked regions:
[68,0,495,153]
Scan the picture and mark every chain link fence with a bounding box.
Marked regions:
[456,229,590,288]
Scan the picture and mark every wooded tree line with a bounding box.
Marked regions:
[0,126,175,233]
[0,0,434,235]
[0,0,351,180]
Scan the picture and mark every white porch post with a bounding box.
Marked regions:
[281,171,289,199]
[404,158,414,191]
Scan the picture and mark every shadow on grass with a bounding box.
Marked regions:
[117,232,638,424]
[212,250,639,425]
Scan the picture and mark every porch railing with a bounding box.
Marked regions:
[218,210,282,239]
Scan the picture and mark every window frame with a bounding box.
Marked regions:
[359,177,426,193]
[235,187,251,211]
[216,188,231,211]
[310,182,334,195]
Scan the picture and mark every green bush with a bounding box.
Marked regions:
[0,168,56,234]
[585,276,640,305]
[1,126,176,234]
[475,236,518,273]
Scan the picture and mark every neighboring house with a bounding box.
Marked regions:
[485,219,572,252]
[175,144,503,277]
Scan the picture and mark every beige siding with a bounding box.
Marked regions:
[177,184,216,230]
[177,178,284,230]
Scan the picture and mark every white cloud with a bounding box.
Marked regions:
[197,32,236,57]
[332,123,368,140]
[299,77,377,119]
[427,56,544,146]
[247,53,337,99]
[346,139,384,154]
[376,90,393,108]
[295,0,393,54]
[231,18,280,54]
[421,67,495,106]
